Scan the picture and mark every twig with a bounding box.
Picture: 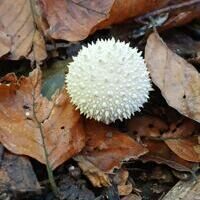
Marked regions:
[137,0,200,21]
[32,81,59,198]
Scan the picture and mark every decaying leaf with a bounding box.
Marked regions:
[145,32,200,124]
[128,116,168,138]
[165,137,200,162]
[161,8,200,31]
[142,140,198,173]
[40,0,170,41]
[56,173,96,200]
[81,120,148,172]
[0,0,47,62]
[162,118,198,139]
[0,67,85,169]
[75,155,111,187]
[0,148,40,193]
[113,169,133,196]
[128,116,200,171]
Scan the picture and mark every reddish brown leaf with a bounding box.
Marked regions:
[162,118,199,139]
[40,0,170,41]
[165,137,200,162]
[142,140,198,172]
[0,68,85,169]
[128,116,200,164]
[145,32,200,124]
[161,8,200,31]
[81,120,148,172]
[0,0,47,62]
[128,116,168,138]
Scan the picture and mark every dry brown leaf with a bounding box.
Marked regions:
[161,5,200,31]
[0,67,85,169]
[118,183,133,196]
[145,32,200,123]
[165,137,200,162]
[81,120,148,172]
[0,0,47,62]
[162,118,199,139]
[113,170,133,196]
[128,116,200,165]
[75,155,111,187]
[141,140,198,172]
[128,116,168,138]
[40,0,169,41]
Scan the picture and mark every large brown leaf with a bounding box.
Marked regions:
[40,0,169,41]
[145,32,200,123]
[0,0,47,62]
[0,68,85,169]
[80,120,148,172]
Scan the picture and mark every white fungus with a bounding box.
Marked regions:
[65,38,152,124]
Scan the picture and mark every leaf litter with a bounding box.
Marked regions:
[0,1,200,199]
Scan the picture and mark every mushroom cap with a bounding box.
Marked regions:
[65,38,152,124]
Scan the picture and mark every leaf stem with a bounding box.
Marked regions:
[37,116,59,197]
[32,97,59,197]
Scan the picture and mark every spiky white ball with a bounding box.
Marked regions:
[65,38,152,124]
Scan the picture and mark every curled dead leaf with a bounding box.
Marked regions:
[161,7,200,30]
[141,140,198,172]
[0,67,85,169]
[75,155,111,187]
[145,32,200,124]
[113,170,133,196]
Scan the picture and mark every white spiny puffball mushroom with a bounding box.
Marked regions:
[65,38,152,124]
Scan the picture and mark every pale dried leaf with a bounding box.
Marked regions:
[145,32,200,123]
[0,0,47,62]
[0,31,11,57]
